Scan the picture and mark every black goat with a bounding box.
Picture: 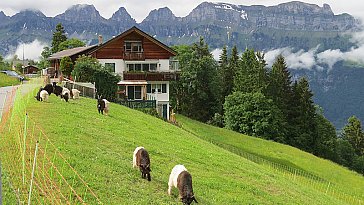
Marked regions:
[52,82,63,96]
[43,83,53,95]
[97,96,110,115]
[35,87,43,101]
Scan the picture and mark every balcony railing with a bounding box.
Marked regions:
[123,52,145,60]
[123,72,179,81]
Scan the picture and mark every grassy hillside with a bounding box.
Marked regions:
[1,91,361,204]
[0,73,21,87]
[177,115,364,200]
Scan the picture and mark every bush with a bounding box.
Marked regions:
[224,91,286,142]
[136,108,163,119]
[73,55,120,101]
[207,113,224,127]
[353,155,364,175]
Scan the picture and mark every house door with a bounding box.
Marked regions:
[162,104,168,119]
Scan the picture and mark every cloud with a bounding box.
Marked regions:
[265,31,364,70]
[265,47,318,69]
[5,39,48,61]
[211,48,223,61]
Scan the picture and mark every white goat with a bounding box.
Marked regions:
[71,89,80,99]
[39,90,49,102]
[61,87,71,102]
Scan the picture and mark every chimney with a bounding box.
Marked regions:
[98,35,103,45]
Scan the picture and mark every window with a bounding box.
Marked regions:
[127,86,134,99]
[135,64,142,71]
[150,64,157,71]
[124,42,132,52]
[105,63,115,73]
[147,84,151,93]
[127,64,135,71]
[127,86,142,100]
[127,63,158,72]
[142,64,149,72]
[135,86,142,99]
[124,41,142,52]
[162,84,167,93]
[148,84,166,94]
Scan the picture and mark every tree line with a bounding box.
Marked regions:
[170,37,364,175]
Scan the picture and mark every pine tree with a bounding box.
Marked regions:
[267,55,293,142]
[342,116,364,155]
[219,46,232,106]
[290,77,317,152]
[51,23,67,53]
[233,49,268,94]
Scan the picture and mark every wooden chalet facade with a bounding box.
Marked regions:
[49,26,179,120]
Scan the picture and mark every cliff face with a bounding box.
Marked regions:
[0,1,361,55]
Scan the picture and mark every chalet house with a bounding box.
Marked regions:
[23,65,39,74]
[49,26,179,120]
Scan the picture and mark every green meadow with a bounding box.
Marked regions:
[1,87,363,204]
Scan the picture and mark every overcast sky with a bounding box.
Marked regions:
[0,0,364,23]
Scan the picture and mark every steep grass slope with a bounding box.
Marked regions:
[177,115,364,200]
[5,95,357,204]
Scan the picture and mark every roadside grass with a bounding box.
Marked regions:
[176,115,364,200]
[0,73,21,87]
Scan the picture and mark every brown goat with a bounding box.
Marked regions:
[168,165,198,205]
[133,147,151,181]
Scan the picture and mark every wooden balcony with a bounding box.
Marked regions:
[123,72,180,81]
[123,52,145,60]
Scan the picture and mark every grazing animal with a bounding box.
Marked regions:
[52,82,63,96]
[71,89,80,99]
[61,87,71,102]
[133,147,151,181]
[39,90,49,102]
[43,83,53,95]
[35,87,43,101]
[97,96,110,115]
[168,165,198,205]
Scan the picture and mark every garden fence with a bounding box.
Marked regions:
[0,80,102,204]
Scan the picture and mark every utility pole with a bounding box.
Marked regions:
[22,43,25,74]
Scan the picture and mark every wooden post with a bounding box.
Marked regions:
[22,113,28,186]
[27,142,39,205]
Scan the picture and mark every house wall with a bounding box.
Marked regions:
[147,81,169,102]
[98,59,125,76]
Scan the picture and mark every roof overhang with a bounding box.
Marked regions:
[117,80,148,85]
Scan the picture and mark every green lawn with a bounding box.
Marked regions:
[1,91,361,204]
[177,115,364,200]
[0,73,21,87]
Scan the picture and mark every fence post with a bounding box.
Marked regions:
[23,113,28,186]
[0,160,2,205]
[27,141,39,205]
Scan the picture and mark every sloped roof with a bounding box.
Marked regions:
[48,45,97,60]
[89,26,177,56]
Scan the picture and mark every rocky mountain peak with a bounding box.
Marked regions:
[110,7,136,25]
[142,7,178,23]
[275,1,334,15]
[13,9,46,18]
[55,4,105,22]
